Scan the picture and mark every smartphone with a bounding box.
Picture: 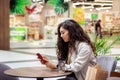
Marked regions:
[36,53,48,63]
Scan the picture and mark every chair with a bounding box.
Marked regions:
[96,56,120,80]
[0,63,19,80]
[85,64,108,80]
[96,56,117,77]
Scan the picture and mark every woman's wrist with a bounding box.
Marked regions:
[50,63,57,69]
[45,62,57,69]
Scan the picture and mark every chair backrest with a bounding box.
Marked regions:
[96,56,117,77]
[0,63,19,80]
[85,65,108,80]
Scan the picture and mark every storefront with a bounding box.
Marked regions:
[8,0,120,48]
[9,1,69,48]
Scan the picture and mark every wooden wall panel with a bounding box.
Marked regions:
[0,0,10,50]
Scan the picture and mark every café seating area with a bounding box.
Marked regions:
[0,46,120,80]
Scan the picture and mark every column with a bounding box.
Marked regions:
[0,0,10,50]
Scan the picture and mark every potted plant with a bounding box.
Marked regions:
[94,35,120,56]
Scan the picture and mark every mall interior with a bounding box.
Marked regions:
[0,0,120,80]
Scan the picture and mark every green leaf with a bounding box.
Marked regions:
[10,0,31,14]
[95,35,120,55]
[116,56,120,61]
[54,3,68,14]
[47,0,69,15]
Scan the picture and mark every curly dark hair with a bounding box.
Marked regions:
[56,19,96,60]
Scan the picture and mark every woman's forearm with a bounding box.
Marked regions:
[45,62,57,69]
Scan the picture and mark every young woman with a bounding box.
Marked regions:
[38,19,96,80]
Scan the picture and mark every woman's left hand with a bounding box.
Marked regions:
[37,55,57,69]
[45,61,57,69]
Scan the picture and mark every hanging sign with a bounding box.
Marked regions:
[10,27,27,41]
[73,8,85,25]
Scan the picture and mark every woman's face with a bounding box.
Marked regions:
[60,27,70,42]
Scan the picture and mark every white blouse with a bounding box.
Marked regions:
[65,42,96,80]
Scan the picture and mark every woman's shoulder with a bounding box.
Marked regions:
[76,41,89,46]
[76,41,91,50]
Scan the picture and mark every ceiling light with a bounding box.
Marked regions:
[89,9,93,11]
[96,7,112,10]
[95,0,113,3]
[106,10,109,12]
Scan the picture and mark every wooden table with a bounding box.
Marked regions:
[4,66,72,80]
[110,72,120,77]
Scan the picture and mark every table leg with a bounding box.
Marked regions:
[37,78,43,80]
